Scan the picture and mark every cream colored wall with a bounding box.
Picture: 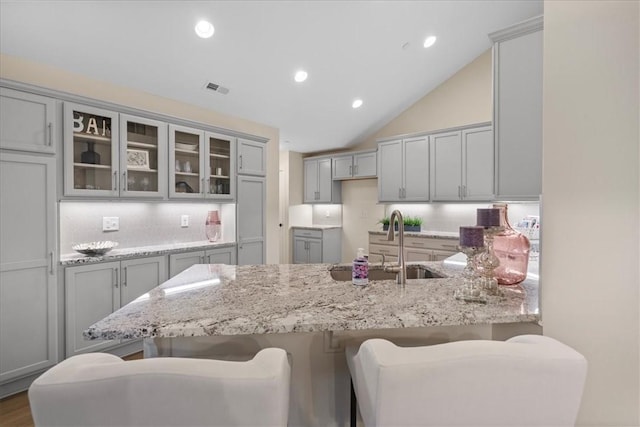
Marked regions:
[542,1,639,424]
[353,49,492,151]
[1,53,281,264]
[337,49,493,262]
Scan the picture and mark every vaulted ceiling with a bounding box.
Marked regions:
[0,1,543,152]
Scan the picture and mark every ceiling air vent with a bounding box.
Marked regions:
[205,82,229,95]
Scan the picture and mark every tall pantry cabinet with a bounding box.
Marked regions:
[0,88,59,396]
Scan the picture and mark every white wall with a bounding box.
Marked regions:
[59,202,236,254]
[542,1,639,424]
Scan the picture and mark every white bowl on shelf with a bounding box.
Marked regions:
[72,241,119,256]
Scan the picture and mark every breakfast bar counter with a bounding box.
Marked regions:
[85,262,539,340]
[84,262,540,427]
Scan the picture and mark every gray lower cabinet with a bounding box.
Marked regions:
[0,153,58,387]
[169,246,237,278]
[292,228,341,264]
[368,234,457,263]
[65,255,167,357]
[237,175,266,265]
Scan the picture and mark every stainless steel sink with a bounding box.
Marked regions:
[329,265,444,281]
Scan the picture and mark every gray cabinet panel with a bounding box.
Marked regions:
[293,238,309,264]
[377,140,403,201]
[0,88,56,154]
[206,246,236,265]
[463,126,494,200]
[304,157,341,203]
[403,137,429,201]
[237,175,265,265]
[65,262,120,356]
[121,256,167,306]
[0,153,57,384]
[430,131,462,201]
[169,251,204,278]
[353,151,377,178]
[237,139,266,176]
[492,18,543,200]
[332,156,353,179]
[292,227,341,264]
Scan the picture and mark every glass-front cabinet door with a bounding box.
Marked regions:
[64,103,119,197]
[205,132,235,200]
[169,124,204,199]
[119,114,167,198]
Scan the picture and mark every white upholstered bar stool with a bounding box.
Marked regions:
[347,335,587,427]
[29,347,291,427]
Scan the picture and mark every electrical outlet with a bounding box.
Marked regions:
[102,217,119,231]
[181,215,189,227]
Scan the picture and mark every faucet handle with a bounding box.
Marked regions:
[380,253,386,268]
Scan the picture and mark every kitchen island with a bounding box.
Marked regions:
[85,262,540,426]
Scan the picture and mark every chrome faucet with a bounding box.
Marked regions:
[384,210,407,286]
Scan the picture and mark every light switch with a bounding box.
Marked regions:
[181,215,189,227]
[102,217,119,231]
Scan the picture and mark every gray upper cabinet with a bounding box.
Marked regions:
[63,103,120,197]
[490,16,543,200]
[169,124,205,199]
[304,157,341,203]
[237,138,266,176]
[0,153,58,384]
[119,114,167,199]
[332,150,377,180]
[430,125,494,201]
[0,88,57,154]
[205,132,235,200]
[378,137,429,202]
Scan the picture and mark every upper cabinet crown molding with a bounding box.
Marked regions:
[488,15,543,42]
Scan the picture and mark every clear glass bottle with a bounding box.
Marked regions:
[493,203,530,285]
[205,210,221,242]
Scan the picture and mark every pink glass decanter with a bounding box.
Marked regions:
[492,203,530,285]
[205,210,221,242]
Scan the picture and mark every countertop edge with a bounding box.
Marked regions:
[60,241,236,266]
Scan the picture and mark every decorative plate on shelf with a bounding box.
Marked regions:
[72,241,119,256]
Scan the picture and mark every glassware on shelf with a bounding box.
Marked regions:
[81,142,101,165]
[492,203,531,286]
[205,210,221,242]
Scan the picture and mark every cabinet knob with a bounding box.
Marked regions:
[48,123,53,146]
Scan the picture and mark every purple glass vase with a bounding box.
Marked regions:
[492,203,530,285]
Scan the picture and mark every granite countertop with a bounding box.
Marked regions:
[291,225,342,230]
[369,230,459,239]
[60,240,236,266]
[85,262,539,340]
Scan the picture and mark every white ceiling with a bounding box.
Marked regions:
[0,1,542,153]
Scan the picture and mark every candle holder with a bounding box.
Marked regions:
[477,226,503,296]
[454,245,486,304]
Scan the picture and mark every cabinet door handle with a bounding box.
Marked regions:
[463,185,467,197]
[49,251,54,275]
[113,171,118,191]
[398,188,402,198]
[458,185,461,198]
[349,165,352,176]
[354,165,358,175]
[122,172,127,191]
[48,123,53,146]
[239,154,243,170]
[114,268,119,288]
[402,188,406,198]
[202,178,206,196]
[123,266,127,286]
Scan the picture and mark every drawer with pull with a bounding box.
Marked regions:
[404,236,458,251]
[369,233,398,246]
[293,228,323,239]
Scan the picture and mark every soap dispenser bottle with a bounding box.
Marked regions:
[352,248,369,286]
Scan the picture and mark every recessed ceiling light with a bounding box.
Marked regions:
[195,20,214,38]
[352,99,363,109]
[423,36,437,48]
[294,70,308,83]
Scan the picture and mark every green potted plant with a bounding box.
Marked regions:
[379,216,423,232]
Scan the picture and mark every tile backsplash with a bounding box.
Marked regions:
[59,202,236,254]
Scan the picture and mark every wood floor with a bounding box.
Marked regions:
[0,352,143,427]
